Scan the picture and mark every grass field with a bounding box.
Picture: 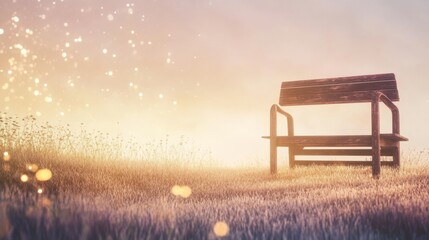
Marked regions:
[1,114,429,239]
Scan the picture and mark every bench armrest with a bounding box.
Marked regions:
[270,104,294,138]
[372,91,400,135]
[371,91,401,177]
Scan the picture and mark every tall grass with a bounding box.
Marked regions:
[0,112,211,169]
[1,113,429,239]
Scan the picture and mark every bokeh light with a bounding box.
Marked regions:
[213,221,229,237]
[3,152,11,161]
[27,164,39,173]
[37,188,43,194]
[35,168,52,181]
[171,185,181,196]
[170,185,192,198]
[181,186,192,198]
[20,174,29,182]
[39,197,52,208]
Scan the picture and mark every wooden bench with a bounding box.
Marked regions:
[264,73,408,178]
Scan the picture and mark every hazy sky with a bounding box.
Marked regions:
[1,0,428,165]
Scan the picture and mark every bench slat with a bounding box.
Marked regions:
[382,133,408,141]
[279,89,399,106]
[294,160,395,167]
[279,73,399,105]
[294,148,395,156]
[263,134,407,147]
[281,73,395,89]
[281,80,397,96]
[276,135,372,147]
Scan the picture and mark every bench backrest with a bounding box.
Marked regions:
[279,73,399,106]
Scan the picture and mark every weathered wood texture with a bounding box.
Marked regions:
[294,148,395,156]
[267,73,408,178]
[294,160,395,167]
[270,105,295,173]
[372,92,381,178]
[279,73,399,106]
[270,105,277,174]
[262,134,407,147]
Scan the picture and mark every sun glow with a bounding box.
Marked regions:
[0,0,426,168]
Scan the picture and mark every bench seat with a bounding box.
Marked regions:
[262,134,408,147]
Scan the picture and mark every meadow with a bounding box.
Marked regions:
[1,113,429,239]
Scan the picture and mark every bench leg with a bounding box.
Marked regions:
[371,94,381,178]
[393,144,400,168]
[372,146,381,178]
[270,105,278,174]
[270,145,277,174]
[289,146,296,169]
[270,141,277,174]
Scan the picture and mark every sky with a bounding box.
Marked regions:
[1,0,428,166]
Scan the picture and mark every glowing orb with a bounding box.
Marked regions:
[181,186,192,198]
[20,174,29,182]
[37,188,43,194]
[3,152,10,161]
[20,48,28,57]
[213,221,229,237]
[27,163,39,172]
[171,185,182,196]
[12,16,19,23]
[44,96,53,103]
[170,185,192,198]
[35,169,52,181]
